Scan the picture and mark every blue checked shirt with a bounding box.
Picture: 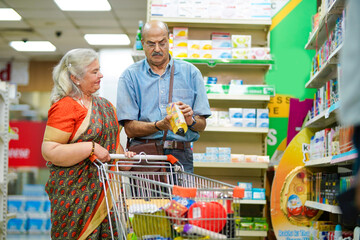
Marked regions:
[117,57,211,142]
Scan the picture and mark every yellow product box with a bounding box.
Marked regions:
[188,49,201,59]
[188,40,201,50]
[199,40,212,50]
[200,50,212,59]
[173,27,188,39]
[173,48,188,58]
[173,39,188,48]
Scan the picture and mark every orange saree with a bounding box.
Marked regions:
[44,96,120,239]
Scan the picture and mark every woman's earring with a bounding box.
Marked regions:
[77,82,80,86]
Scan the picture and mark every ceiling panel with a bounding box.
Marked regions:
[72,19,119,28]
[109,0,146,9]
[16,9,65,19]
[65,11,117,20]
[0,21,31,29]
[4,0,58,8]
[26,19,74,28]
[0,0,147,61]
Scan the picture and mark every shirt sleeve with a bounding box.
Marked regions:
[192,67,212,118]
[116,69,140,126]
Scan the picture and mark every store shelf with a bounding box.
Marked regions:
[205,126,268,134]
[305,0,346,49]
[0,132,18,142]
[0,91,4,102]
[236,230,268,237]
[305,200,342,214]
[331,149,357,165]
[149,16,271,30]
[305,156,332,167]
[305,44,342,89]
[181,58,274,68]
[6,213,16,221]
[7,172,17,183]
[234,199,267,205]
[207,94,271,102]
[305,102,339,128]
[194,162,268,169]
[130,51,274,68]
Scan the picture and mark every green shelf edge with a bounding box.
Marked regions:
[177,58,274,67]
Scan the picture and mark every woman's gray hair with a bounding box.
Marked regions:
[50,48,98,104]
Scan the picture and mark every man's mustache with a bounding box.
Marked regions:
[152,52,163,56]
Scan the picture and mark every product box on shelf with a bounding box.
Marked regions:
[249,47,271,60]
[173,48,188,58]
[7,213,27,234]
[207,110,218,126]
[173,27,188,39]
[218,110,231,127]
[229,108,243,127]
[256,109,269,128]
[243,108,256,119]
[212,49,232,59]
[228,85,275,96]
[232,48,251,59]
[205,84,229,94]
[237,182,253,191]
[27,213,49,234]
[174,39,188,48]
[231,35,251,48]
[252,188,265,200]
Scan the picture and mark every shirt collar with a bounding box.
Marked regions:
[145,55,174,76]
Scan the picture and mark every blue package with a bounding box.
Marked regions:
[173,196,195,209]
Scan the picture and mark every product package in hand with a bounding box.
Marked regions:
[166,103,188,136]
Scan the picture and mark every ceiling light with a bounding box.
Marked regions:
[9,41,56,52]
[84,34,131,46]
[0,8,22,21]
[54,0,111,11]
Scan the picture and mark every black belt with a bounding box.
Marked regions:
[133,138,191,150]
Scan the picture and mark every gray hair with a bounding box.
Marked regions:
[50,48,98,104]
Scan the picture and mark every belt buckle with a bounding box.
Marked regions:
[163,141,172,149]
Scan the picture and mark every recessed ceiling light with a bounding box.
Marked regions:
[84,34,131,46]
[9,41,56,52]
[54,0,111,11]
[0,8,22,21]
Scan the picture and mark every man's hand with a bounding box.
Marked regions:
[176,101,194,125]
[156,115,173,131]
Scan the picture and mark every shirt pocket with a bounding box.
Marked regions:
[172,88,195,106]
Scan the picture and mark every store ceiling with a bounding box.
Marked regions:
[0,0,147,61]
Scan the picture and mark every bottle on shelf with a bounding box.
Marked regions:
[135,20,143,51]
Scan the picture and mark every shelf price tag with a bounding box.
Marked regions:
[324,108,330,119]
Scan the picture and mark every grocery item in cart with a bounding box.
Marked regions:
[187,201,227,233]
[132,209,172,239]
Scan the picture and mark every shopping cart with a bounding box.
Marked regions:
[94,153,245,240]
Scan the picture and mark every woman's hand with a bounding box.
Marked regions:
[93,142,111,163]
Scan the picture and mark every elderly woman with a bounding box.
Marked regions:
[41,48,135,239]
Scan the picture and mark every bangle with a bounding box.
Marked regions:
[154,120,161,131]
[90,141,95,157]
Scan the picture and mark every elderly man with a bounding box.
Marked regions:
[117,20,211,173]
